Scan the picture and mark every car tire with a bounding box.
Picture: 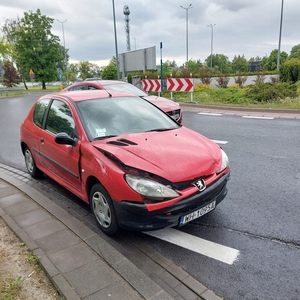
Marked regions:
[24,146,43,178]
[90,183,119,235]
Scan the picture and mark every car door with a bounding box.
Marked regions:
[39,98,82,194]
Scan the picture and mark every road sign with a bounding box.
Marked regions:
[167,78,194,92]
[142,79,161,92]
[29,69,35,79]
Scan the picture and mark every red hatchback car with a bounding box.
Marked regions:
[61,80,183,124]
[20,90,230,235]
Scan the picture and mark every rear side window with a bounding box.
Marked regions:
[70,85,86,91]
[33,99,51,128]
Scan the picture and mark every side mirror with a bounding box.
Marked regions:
[55,132,78,146]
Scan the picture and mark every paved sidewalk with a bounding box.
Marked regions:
[0,168,222,300]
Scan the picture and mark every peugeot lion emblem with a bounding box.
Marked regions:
[193,179,206,192]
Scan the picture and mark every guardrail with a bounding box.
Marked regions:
[0,88,24,96]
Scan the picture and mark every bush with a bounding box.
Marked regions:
[245,82,297,102]
[279,59,300,83]
[194,83,212,92]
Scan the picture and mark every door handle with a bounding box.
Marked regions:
[40,138,44,143]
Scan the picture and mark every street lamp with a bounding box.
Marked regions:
[132,37,139,50]
[180,4,192,70]
[277,0,284,69]
[207,24,216,69]
[112,0,120,80]
[57,19,69,85]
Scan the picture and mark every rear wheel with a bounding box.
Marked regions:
[90,183,119,235]
[24,146,43,178]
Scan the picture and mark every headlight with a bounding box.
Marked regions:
[125,174,179,200]
[217,149,229,174]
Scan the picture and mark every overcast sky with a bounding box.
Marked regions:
[1,0,299,68]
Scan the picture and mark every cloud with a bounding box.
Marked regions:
[0,0,299,67]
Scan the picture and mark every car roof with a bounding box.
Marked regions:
[52,89,137,102]
[71,80,125,86]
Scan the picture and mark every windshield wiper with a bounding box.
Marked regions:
[94,135,118,140]
[145,128,175,132]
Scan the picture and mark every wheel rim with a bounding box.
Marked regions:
[25,149,34,173]
[92,191,111,228]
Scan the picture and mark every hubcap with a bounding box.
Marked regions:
[25,149,34,173]
[92,191,111,228]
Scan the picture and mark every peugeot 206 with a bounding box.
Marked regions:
[20,90,230,235]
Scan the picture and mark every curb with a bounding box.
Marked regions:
[0,166,224,300]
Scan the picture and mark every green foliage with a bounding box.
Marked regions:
[101,63,117,80]
[194,83,212,92]
[12,9,63,89]
[245,82,297,102]
[0,276,24,299]
[204,54,231,73]
[2,60,21,87]
[232,55,248,73]
[279,58,300,83]
[289,44,300,60]
[69,61,101,80]
[261,49,288,71]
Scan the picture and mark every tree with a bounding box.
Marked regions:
[0,37,11,60]
[12,9,63,89]
[260,49,288,71]
[2,17,32,89]
[279,58,300,83]
[69,61,101,80]
[231,55,248,73]
[2,60,21,87]
[204,54,231,74]
[101,64,117,80]
[289,44,300,60]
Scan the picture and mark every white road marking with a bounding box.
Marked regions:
[144,228,240,265]
[211,139,228,145]
[242,115,274,120]
[198,112,223,116]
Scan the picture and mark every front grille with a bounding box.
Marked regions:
[167,109,181,121]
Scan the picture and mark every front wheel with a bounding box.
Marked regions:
[24,146,43,178]
[90,183,119,235]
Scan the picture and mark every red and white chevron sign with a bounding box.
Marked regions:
[167,78,194,92]
[142,79,161,92]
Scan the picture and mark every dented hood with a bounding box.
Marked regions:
[92,126,221,182]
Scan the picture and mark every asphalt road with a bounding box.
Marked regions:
[0,93,300,299]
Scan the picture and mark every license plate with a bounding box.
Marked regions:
[179,201,216,226]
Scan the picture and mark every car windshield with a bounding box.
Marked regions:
[103,83,148,97]
[76,96,179,140]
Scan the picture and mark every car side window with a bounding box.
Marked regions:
[45,100,76,137]
[33,99,51,128]
[72,85,86,90]
[88,86,98,90]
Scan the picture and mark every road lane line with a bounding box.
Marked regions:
[242,116,274,119]
[211,140,228,145]
[198,112,223,116]
[144,228,240,265]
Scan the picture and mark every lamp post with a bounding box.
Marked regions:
[57,19,69,85]
[180,4,192,70]
[112,0,120,80]
[207,24,216,69]
[132,37,139,50]
[277,0,284,69]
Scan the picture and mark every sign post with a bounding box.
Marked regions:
[29,69,35,81]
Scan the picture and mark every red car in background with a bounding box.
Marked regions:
[20,90,230,235]
[61,80,183,124]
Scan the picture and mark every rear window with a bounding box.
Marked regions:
[33,99,51,128]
